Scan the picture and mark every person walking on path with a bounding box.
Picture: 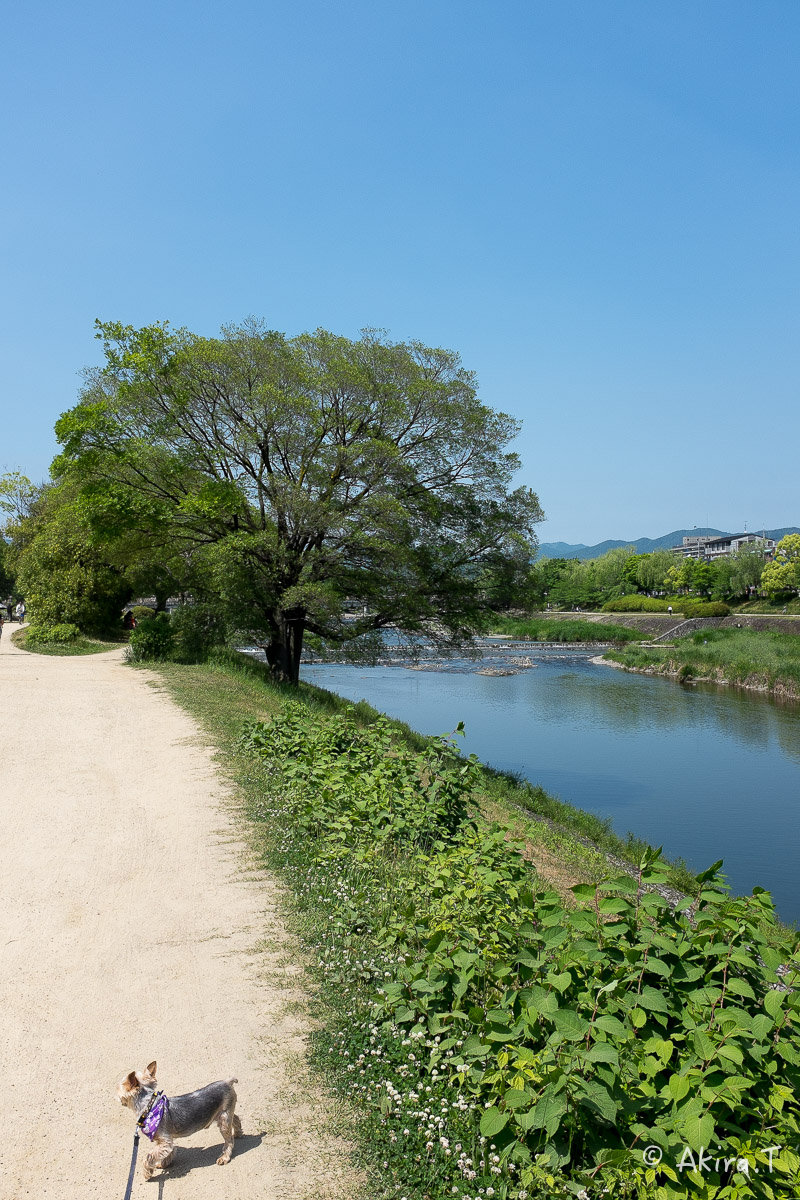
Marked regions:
[15,600,25,623]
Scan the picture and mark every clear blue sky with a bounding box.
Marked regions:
[1,1,797,544]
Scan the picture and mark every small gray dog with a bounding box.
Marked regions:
[117,1061,243,1180]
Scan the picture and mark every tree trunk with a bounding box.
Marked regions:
[264,613,304,684]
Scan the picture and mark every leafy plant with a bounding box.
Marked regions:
[602,596,682,614]
[130,604,156,621]
[681,601,730,618]
[169,602,227,661]
[239,702,800,1199]
[25,622,81,645]
[127,613,175,662]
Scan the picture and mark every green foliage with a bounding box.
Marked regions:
[241,705,479,855]
[12,484,129,632]
[680,601,730,618]
[127,613,175,662]
[240,703,800,1199]
[55,319,544,682]
[169,602,228,661]
[602,595,680,613]
[0,539,14,597]
[130,604,156,621]
[762,536,800,599]
[25,622,81,645]
[532,544,769,614]
[490,616,645,643]
[608,628,800,695]
[0,470,37,528]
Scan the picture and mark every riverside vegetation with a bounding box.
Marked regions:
[147,649,799,1200]
[606,629,800,700]
[488,617,645,643]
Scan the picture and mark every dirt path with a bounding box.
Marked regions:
[0,632,354,1198]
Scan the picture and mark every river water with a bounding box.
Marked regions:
[297,647,800,923]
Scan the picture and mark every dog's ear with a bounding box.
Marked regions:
[122,1071,139,1092]
[144,1060,157,1080]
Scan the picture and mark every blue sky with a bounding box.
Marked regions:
[1,1,797,543]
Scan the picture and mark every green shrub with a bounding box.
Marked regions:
[130,604,156,622]
[127,613,175,662]
[241,703,800,1199]
[25,622,81,645]
[602,595,678,613]
[490,616,643,643]
[169,602,227,661]
[681,599,730,618]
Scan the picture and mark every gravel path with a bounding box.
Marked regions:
[0,632,353,1198]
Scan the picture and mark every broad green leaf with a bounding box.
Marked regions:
[765,990,785,1018]
[523,985,559,1016]
[638,985,669,1013]
[594,1014,626,1037]
[725,977,755,1001]
[668,1074,691,1103]
[553,1007,590,1041]
[549,970,572,993]
[517,1091,568,1136]
[682,1112,715,1153]
[480,1107,510,1138]
[576,1078,618,1123]
[586,1042,619,1065]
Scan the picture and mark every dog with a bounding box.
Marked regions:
[117,1061,243,1180]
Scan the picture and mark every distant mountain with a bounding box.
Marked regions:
[538,527,800,561]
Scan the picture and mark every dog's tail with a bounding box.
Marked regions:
[228,1077,239,1085]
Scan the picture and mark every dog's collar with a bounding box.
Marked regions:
[137,1090,169,1140]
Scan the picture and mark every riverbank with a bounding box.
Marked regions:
[150,648,800,1200]
[487,615,647,642]
[153,649,696,898]
[599,626,800,700]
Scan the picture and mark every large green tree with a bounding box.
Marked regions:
[13,483,130,630]
[762,534,800,598]
[55,320,543,681]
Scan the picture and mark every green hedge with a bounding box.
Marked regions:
[241,703,800,1199]
[490,616,644,643]
[25,622,81,645]
[680,600,730,618]
[126,613,175,662]
[602,595,678,613]
[130,604,156,621]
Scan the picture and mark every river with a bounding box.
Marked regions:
[297,646,800,924]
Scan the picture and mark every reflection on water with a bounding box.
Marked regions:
[300,649,800,923]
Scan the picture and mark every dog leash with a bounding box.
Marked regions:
[122,1129,140,1200]
[122,1090,163,1199]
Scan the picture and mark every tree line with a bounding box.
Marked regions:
[524,538,799,611]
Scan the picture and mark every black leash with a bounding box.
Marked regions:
[122,1128,140,1200]
[122,1088,164,1197]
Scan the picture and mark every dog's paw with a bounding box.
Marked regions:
[216,1153,232,1166]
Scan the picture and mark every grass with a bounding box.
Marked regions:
[487,615,646,643]
[10,627,126,655]
[606,626,800,697]
[732,596,800,615]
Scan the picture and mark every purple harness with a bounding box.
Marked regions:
[139,1091,169,1140]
